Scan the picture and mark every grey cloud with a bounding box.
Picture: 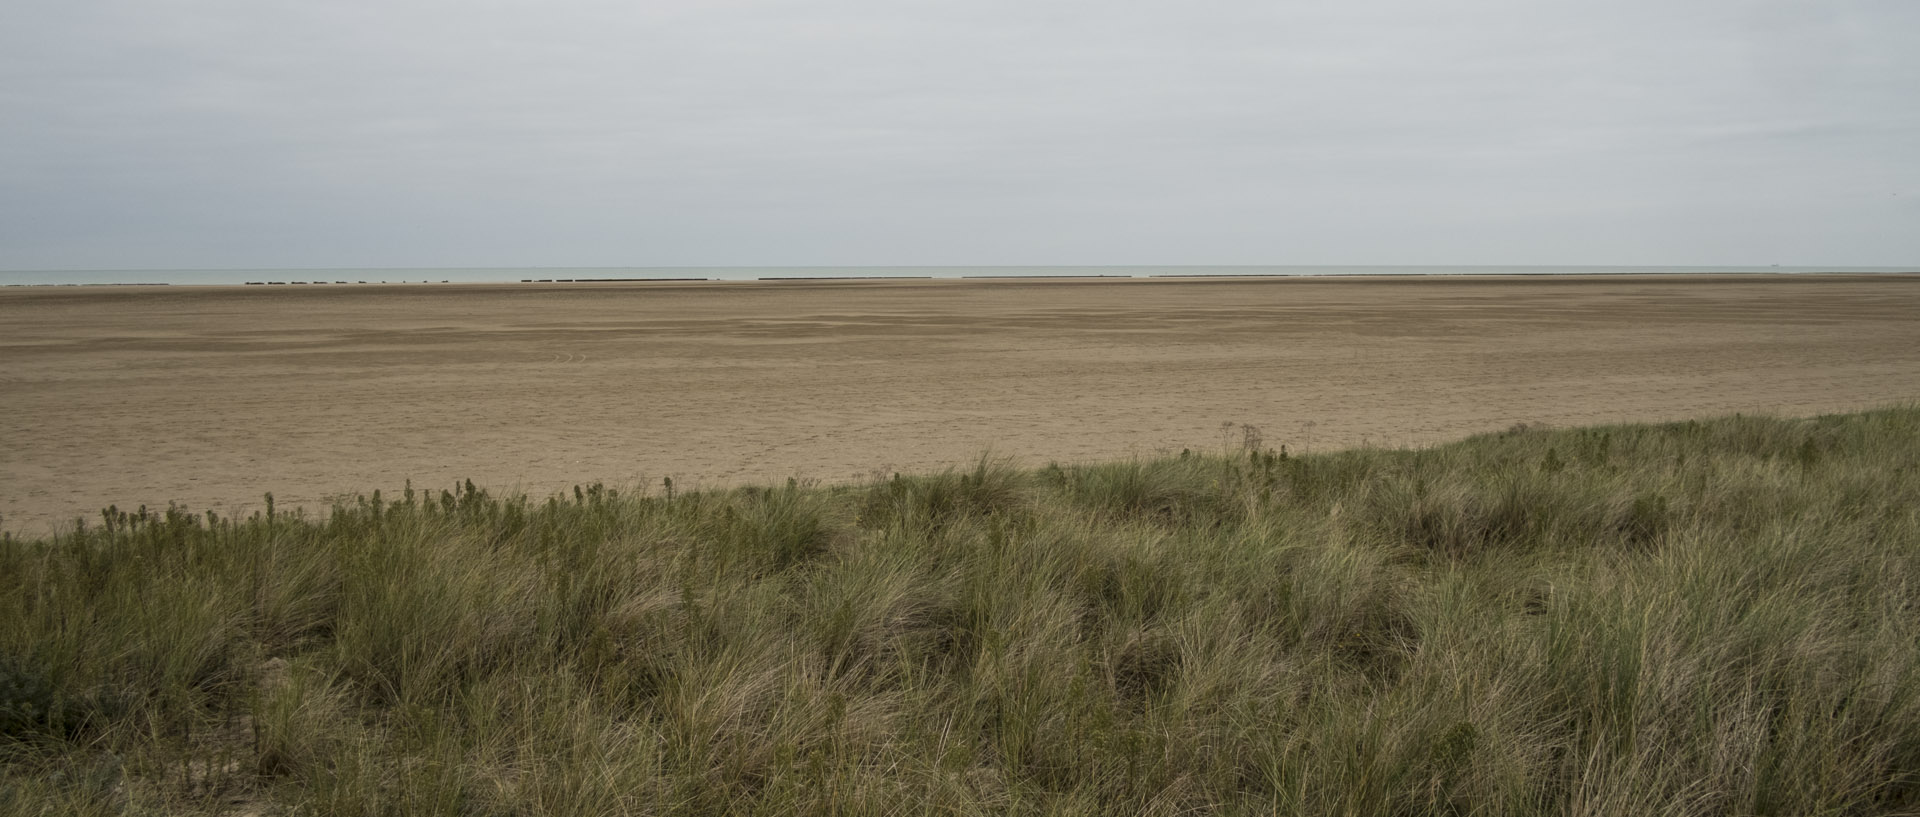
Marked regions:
[1,0,1915,269]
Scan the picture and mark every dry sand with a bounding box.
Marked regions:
[3,274,1918,534]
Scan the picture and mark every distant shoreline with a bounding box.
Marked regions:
[6,269,1920,293]
[5,264,1919,289]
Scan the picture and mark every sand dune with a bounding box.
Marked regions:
[3,274,1917,534]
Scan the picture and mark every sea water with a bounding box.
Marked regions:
[2,265,1916,287]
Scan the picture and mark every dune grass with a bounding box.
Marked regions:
[3,407,1919,815]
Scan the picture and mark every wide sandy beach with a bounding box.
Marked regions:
[3,274,1917,534]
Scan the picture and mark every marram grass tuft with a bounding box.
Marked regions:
[3,407,1919,815]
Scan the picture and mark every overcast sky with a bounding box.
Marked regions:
[2,0,1915,270]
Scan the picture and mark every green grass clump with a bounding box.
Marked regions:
[3,407,1919,815]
